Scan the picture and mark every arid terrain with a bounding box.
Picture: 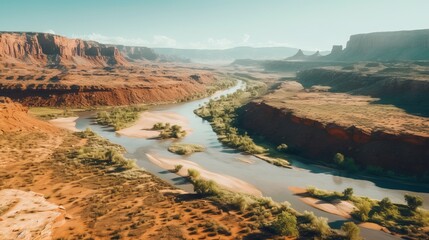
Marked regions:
[0,97,286,239]
[239,74,429,175]
[0,32,220,107]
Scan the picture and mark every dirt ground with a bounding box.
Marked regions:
[0,99,283,239]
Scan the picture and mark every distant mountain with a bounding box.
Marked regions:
[153,47,327,63]
[326,29,429,61]
[286,49,323,61]
[113,45,158,61]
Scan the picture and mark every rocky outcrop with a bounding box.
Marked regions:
[327,29,429,61]
[0,82,208,107]
[297,68,429,116]
[0,97,59,132]
[0,32,128,66]
[286,49,322,61]
[114,45,158,61]
[239,101,429,175]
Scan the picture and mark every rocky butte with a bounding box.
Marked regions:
[0,32,217,107]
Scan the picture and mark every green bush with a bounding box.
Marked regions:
[193,179,221,196]
[352,199,372,222]
[173,164,183,173]
[96,105,145,130]
[156,123,187,139]
[300,211,331,237]
[341,222,361,240]
[187,168,200,180]
[276,144,288,152]
[333,153,345,165]
[269,211,299,237]
[168,143,205,155]
[405,194,423,211]
[343,188,354,200]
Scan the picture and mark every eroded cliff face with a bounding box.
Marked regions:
[239,101,429,175]
[340,29,429,61]
[0,32,127,66]
[114,45,158,61]
[0,81,208,107]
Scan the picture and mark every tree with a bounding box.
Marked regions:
[333,153,345,165]
[404,194,423,211]
[379,197,393,211]
[270,211,299,237]
[343,188,354,200]
[341,222,361,240]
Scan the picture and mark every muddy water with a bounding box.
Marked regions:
[76,81,428,240]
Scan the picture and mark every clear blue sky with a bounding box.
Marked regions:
[1,0,428,50]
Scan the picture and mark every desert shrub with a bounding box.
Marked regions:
[343,188,354,200]
[333,153,345,165]
[276,144,288,152]
[405,194,423,211]
[300,211,331,237]
[352,199,372,222]
[96,105,145,130]
[173,164,183,173]
[152,122,165,130]
[187,168,200,180]
[156,123,187,139]
[193,179,221,196]
[341,222,361,240]
[168,143,205,155]
[269,211,299,237]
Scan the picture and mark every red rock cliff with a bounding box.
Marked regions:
[0,32,127,66]
[239,101,429,175]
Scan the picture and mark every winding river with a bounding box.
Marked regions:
[75,80,428,240]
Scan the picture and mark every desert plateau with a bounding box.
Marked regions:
[1,1,429,240]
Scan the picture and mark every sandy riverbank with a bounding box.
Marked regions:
[146,153,262,197]
[117,111,191,138]
[288,186,355,218]
[288,186,392,233]
[49,117,79,132]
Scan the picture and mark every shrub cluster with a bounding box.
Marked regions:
[96,105,145,130]
[152,122,187,139]
[194,83,266,154]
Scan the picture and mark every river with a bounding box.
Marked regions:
[75,80,428,240]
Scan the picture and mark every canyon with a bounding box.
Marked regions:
[0,32,219,107]
[239,80,429,175]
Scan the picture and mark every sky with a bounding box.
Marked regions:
[1,0,428,50]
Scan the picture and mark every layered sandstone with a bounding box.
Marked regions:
[0,32,127,66]
[239,82,429,175]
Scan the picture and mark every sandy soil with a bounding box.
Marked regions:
[288,187,355,218]
[49,117,79,132]
[262,81,429,137]
[0,99,272,239]
[117,111,192,138]
[146,153,262,196]
[0,189,65,240]
[359,222,391,233]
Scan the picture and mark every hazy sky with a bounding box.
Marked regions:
[1,0,428,50]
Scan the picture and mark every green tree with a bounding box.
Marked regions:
[343,188,354,200]
[404,194,423,211]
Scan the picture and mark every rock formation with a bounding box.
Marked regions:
[114,45,158,61]
[286,49,322,61]
[0,32,128,66]
[326,29,429,61]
